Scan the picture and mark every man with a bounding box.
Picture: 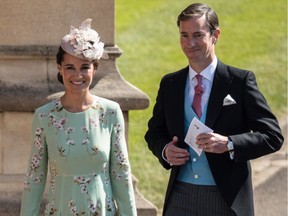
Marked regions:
[145,3,284,216]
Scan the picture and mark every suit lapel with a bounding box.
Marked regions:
[168,67,188,145]
[205,61,233,128]
[167,62,232,139]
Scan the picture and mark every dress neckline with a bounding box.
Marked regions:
[53,95,98,114]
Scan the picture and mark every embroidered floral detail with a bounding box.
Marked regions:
[106,196,115,212]
[115,151,125,164]
[34,172,45,183]
[82,138,90,145]
[72,173,105,215]
[52,99,62,111]
[114,123,121,135]
[45,178,57,215]
[90,147,99,155]
[66,127,75,135]
[23,180,30,191]
[67,139,76,146]
[54,117,67,131]
[39,112,46,119]
[35,127,44,136]
[92,102,101,110]
[45,206,58,216]
[24,127,45,191]
[108,110,116,116]
[74,176,92,194]
[46,111,68,131]
[96,106,107,124]
[112,123,128,170]
[33,138,42,149]
[111,170,123,180]
[104,176,110,185]
[58,126,76,158]
[81,127,89,144]
[58,138,76,157]
[30,151,43,171]
[68,200,86,215]
[88,199,102,215]
[81,127,89,133]
[89,118,98,127]
[50,179,56,194]
[80,126,100,157]
[34,127,44,150]
[50,163,57,177]
[57,146,67,157]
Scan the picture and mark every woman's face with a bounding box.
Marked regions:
[58,53,95,94]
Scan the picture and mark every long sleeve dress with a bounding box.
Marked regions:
[20,95,137,216]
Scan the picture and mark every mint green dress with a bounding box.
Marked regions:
[20,96,137,216]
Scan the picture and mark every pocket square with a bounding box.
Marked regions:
[223,94,236,106]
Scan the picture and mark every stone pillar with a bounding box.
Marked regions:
[0,0,157,215]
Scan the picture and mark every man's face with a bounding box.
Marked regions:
[179,15,219,70]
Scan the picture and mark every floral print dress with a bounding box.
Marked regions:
[20,96,137,216]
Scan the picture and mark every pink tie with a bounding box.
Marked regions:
[192,74,204,117]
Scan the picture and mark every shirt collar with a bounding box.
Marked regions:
[188,57,218,82]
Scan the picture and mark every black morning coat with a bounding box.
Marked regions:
[145,60,284,216]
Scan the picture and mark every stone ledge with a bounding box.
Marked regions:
[0,45,149,112]
[133,176,158,215]
[0,45,122,59]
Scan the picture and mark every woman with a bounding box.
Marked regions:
[20,19,137,216]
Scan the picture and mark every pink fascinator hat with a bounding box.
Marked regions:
[60,19,108,61]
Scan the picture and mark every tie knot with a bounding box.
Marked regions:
[194,74,203,94]
[195,74,202,83]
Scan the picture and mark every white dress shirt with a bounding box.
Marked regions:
[188,57,218,111]
[162,57,218,163]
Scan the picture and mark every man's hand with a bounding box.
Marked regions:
[196,133,229,153]
[165,136,190,166]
